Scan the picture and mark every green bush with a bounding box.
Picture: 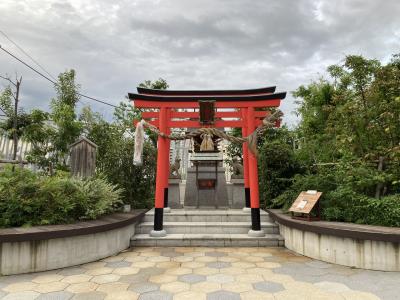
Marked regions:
[270,170,337,210]
[75,175,123,219]
[0,166,123,227]
[258,129,304,208]
[271,170,400,227]
[323,187,400,227]
[84,113,157,209]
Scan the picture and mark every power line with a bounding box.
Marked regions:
[0,30,115,108]
[0,30,99,110]
[0,29,57,81]
[0,44,118,108]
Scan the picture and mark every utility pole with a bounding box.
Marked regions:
[12,77,22,161]
[0,74,22,162]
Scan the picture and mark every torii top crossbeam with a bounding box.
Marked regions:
[129,86,286,237]
[129,86,286,128]
[129,86,285,107]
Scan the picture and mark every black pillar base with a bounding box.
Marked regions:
[251,208,261,231]
[245,187,250,208]
[164,187,169,207]
[154,207,164,231]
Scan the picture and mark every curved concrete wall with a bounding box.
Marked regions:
[0,211,146,275]
[0,223,136,275]
[278,224,400,271]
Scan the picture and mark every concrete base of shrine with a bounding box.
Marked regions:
[229,178,245,208]
[168,178,183,208]
[132,208,283,247]
[248,229,266,237]
[149,229,167,237]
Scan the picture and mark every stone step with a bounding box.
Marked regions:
[136,221,279,234]
[143,209,273,223]
[131,233,284,247]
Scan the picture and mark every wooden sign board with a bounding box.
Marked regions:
[289,190,322,214]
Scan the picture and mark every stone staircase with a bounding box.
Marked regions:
[130,209,284,247]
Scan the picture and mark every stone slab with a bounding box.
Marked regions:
[137,221,278,234]
[168,180,183,208]
[230,179,245,209]
[131,233,284,247]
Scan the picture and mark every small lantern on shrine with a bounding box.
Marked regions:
[69,137,98,178]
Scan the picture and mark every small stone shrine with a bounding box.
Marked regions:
[184,149,229,208]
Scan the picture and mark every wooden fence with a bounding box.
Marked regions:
[0,135,35,169]
[0,135,32,160]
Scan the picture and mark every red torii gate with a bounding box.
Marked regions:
[129,86,286,237]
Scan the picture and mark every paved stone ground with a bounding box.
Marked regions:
[0,247,399,299]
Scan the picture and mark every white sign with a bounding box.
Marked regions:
[296,199,308,209]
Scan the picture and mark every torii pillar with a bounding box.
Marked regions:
[247,107,264,237]
[150,107,169,237]
[241,108,251,213]
[163,109,171,213]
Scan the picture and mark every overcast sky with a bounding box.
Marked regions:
[0,0,399,126]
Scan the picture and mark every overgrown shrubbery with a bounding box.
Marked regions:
[260,53,400,227]
[0,74,165,227]
[258,128,304,208]
[272,171,400,227]
[5,73,162,210]
[0,166,122,227]
[82,105,157,209]
[269,160,400,227]
[322,188,400,227]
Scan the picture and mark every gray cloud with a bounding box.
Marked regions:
[0,0,399,126]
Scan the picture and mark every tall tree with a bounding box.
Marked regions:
[24,70,82,172]
[50,70,82,167]
[293,53,400,199]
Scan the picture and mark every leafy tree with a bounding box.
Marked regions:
[0,108,33,142]
[23,76,165,207]
[50,70,82,168]
[139,78,169,90]
[23,110,55,169]
[258,127,303,208]
[24,70,82,172]
[293,54,400,196]
[0,86,14,116]
[275,53,400,226]
[81,104,156,208]
[78,78,170,207]
[292,79,337,165]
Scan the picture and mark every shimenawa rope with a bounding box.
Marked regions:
[133,109,283,165]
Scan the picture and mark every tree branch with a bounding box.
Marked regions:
[0,75,17,87]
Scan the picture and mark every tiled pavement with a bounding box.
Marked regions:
[0,247,399,299]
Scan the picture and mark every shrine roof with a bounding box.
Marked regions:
[136,86,276,96]
[128,91,286,102]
